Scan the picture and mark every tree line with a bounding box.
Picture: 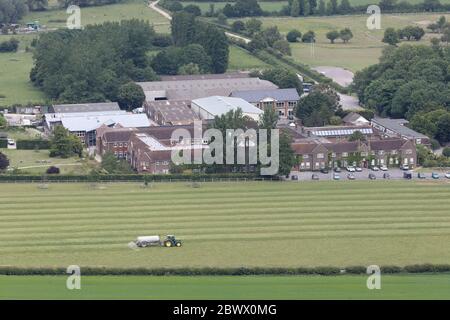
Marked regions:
[353,44,450,146]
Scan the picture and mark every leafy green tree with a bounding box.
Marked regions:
[183,4,201,16]
[326,30,339,43]
[195,23,229,73]
[318,0,326,15]
[245,18,262,36]
[303,0,310,16]
[0,114,6,128]
[178,63,201,75]
[261,26,282,47]
[171,12,197,46]
[328,0,338,14]
[117,82,145,111]
[27,0,47,11]
[0,0,28,24]
[101,151,133,174]
[273,39,291,55]
[348,130,366,142]
[290,0,300,16]
[442,147,450,157]
[339,28,353,43]
[259,67,303,93]
[231,20,246,33]
[49,126,83,158]
[301,30,315,42]
[382,27,399,46]
[338,0,352,13]
[0,151,9,171]
[278,132,296,176]
[260,104,278,131]
[295,85,340,126]
[286,29,302,43]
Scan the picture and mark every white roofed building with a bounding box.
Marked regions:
[191,96,264,122]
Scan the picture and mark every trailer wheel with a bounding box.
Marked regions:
[176,242,182,247]
[164,240,172,247]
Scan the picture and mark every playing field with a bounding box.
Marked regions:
[248,13,450,71]
[228,45,268,71]
[0,181,449,268]
[1,274,449,299]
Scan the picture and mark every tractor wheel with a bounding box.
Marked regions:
[176,242,182,247]
[164,240,172,247]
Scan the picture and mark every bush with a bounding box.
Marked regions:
[0,139,7,148]
[0,38,19,52]
[442,147,450,157]
[286,29,302,43]
[16,139,50,150]
[46,166,60,174]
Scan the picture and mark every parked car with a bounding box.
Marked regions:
[371,166,380,171]
[383,173,390,179]
[403,171,412,179]
[445,173,450,179]
[333,167,341,173]
[380,165,388,171]
[368,173,376,180]
[291,175,298,181]
[312,174,319,180]
[432,172,440,179]
[320,168,329,174]
[400,164,410,171]
[417,172,426,179]
[7,139,14,145]
[355,167,362,172]
[347,173,356,180]
[346,166,355,172]
[333,173,340,180]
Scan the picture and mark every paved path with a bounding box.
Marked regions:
[148,0,251,44]
[313,66,354,87]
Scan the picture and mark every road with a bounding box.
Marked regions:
[148,0,251,43]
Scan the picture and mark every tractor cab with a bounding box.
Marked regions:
[164,235,182,247]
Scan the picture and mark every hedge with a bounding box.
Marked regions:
[0,173,268,182]
[16,139,51,150]
[0,139,7,148]
[1,264,449,276]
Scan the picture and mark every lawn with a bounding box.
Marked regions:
[228,45,268,71]
[0,34,44,106]
[0,181,449,268]
[0,274,449,299]
[182,1,288,13]
[1,149,97,174]
[246,13,450,72]
[22,0,170,33]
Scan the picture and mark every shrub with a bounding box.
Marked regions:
[0,139,7,148]
[442,147,450,157]
[46,166,60,174]
[0,38,19,52]
[286,29,302,43]
[16,139,50,150]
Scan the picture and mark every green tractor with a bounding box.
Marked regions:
[163,235,182,247]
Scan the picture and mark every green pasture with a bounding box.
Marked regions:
[1,274,449,299]
[228,45,268,70]
[0,181,448,268]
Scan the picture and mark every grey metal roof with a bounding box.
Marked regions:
[372,117,428,139]
[137,77,278,101]
[51,102,120,113]
[146,100,198,125]
[192,96,263,116]
[230,88,300,102]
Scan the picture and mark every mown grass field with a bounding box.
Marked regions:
[1,274,449,299]
[22,0,170,33]
[228,45,268,70]
[0,181,449,268]
[248,13,450,71]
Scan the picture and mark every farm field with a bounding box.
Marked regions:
[228,45,268,70]
[22,0,170,33]
[1,274,449,299]
[0,181,449,268]
[246,13,450,71]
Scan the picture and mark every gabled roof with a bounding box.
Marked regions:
[230,88,300,102]
[343,112,368,124]
[372,117,428,139]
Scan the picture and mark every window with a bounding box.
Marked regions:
[303,154,309,159]
[379,150,384,155]
[342,152,348,157]
[317,153,324,159]
[331,153,336,158]
[405,149,413,155]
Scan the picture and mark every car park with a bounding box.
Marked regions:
[432,172,440,179]
[346,166,355,172]
[368,173,376,180]
[380,165,388,171]
[347,173,356,180]
[333,173,340,180]
[417,172,426,179]
[383,173,390,179]
[312,174,319,180]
